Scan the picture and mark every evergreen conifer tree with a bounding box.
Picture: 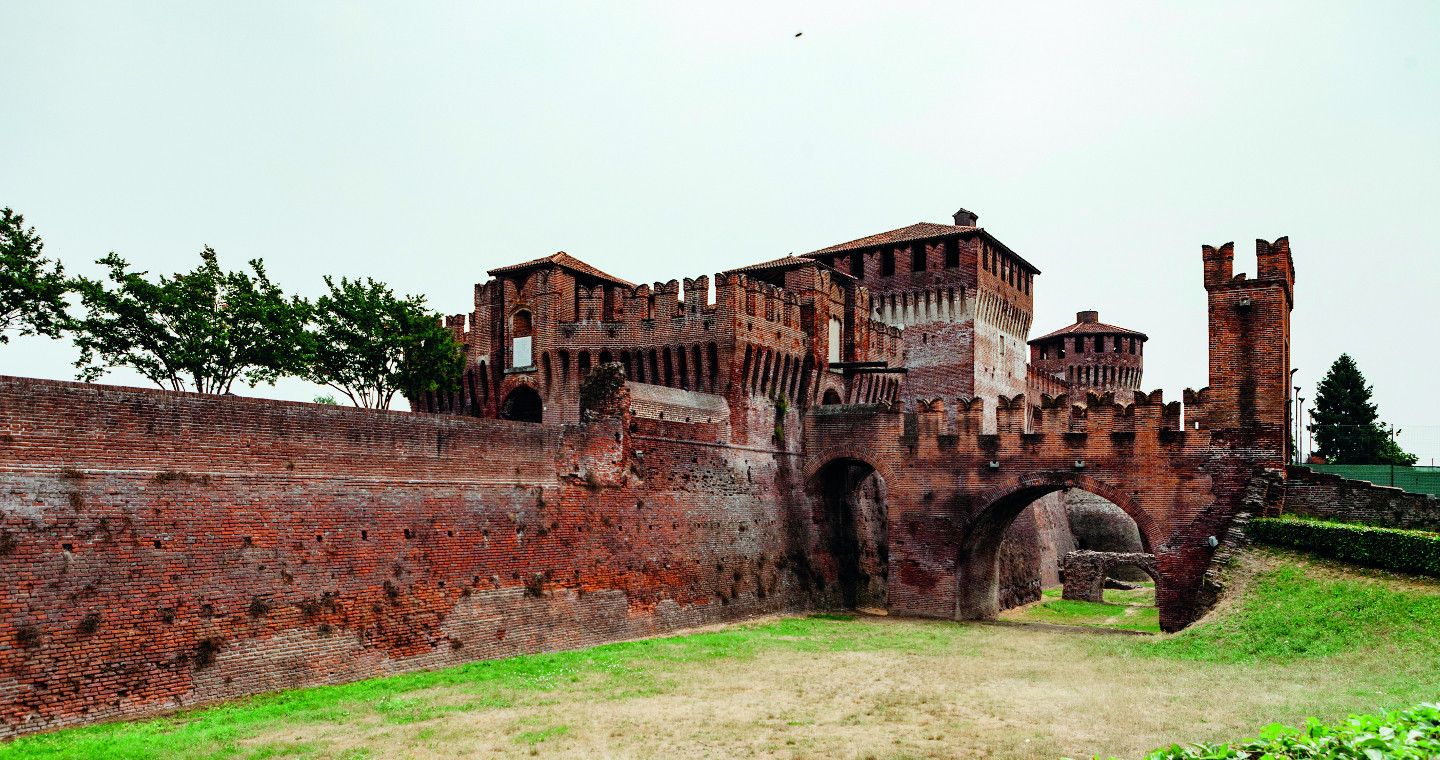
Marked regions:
[1307,353,1415,465]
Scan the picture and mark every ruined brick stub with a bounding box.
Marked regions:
[1061,551,1158,603]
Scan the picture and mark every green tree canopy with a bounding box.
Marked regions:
[1307,353,1416,465]
[0,207,68,343]
[303,276,465,409]
[70,247,309,393]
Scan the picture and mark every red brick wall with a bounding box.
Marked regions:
[0,376,828,738]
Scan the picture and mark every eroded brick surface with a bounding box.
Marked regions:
[0,228,1295,737]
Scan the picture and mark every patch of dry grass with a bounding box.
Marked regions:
[14,549,1440,760]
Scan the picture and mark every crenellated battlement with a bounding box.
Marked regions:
[879,389,1201,454]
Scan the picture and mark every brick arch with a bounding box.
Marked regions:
[970,472,1160,553]
[496,375,547,423]
[1060,550,1158,603]
[802,445,898,487]
[954,471,1161,621]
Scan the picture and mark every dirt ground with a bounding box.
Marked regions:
[239,616,1421,759]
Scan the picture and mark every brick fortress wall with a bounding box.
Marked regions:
[0,376,844,738]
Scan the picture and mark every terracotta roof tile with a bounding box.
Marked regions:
[806,222,972,255]
[488,252,635,287]
[723,254,816,274]
[802,222,1040,274]
[1029,320,1148,343]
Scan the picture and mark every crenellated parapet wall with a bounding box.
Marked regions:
[799,236,1293,632]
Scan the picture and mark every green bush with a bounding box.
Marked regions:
[1250,517,1440,577]
[1109,703,1440,759]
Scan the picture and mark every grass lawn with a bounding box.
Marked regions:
[4,548,1439,760]
[998,583,1160,633]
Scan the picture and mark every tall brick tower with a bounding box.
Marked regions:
[802,209,1039,411]
[1028,310,1147,397]
[1195,238,1294,459]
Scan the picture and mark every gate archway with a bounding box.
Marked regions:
[955,472,1159,621]
[806,451,893,610]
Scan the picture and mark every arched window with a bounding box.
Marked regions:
[822,388,842,405]
[578,351,591,378]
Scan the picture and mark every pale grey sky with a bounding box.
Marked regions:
[3,2,1438,460]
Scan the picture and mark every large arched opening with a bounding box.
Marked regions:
[956,473,1158,621]
[808,457,890,610]
[499,386,543,423]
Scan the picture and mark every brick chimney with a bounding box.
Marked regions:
[1077,310,1099,323]
[953,208,978,227]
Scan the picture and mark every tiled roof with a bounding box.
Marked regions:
[803,222,1040,274]
[723,254,815,274]
[1029,320,1148,343]
[488,252,635,287]
[806,222,973,255]
[724,253,855,281]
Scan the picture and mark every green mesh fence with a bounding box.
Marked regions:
[1302,464,1440,497]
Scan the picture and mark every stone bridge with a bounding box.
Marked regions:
[799,238,1294,631]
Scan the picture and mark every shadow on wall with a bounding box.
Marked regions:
[811,459,889,610]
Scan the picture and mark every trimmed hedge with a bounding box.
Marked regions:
[1108,703,1440,759]
[1250,517,1440,577]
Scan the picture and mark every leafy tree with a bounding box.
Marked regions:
[70,247,309,393]
[304,276,465,409]
[0,207,68,343]
[1307,353,1416,465]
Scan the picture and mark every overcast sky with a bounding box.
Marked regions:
[3,2,1438,461]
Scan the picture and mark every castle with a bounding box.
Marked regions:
[414,210,1157,602]
[0,211,1295,737]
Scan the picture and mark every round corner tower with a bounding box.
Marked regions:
[1028,310,1146,396]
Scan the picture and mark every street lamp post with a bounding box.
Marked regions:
[1297,396,1305,463]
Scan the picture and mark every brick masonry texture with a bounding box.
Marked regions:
[0,225,1295,737]
[0,377,827,737]
[1283,465,1440,530]
[1060,551,1158,603]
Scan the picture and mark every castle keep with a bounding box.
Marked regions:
[0,212,1293,737]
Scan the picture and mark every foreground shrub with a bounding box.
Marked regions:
[1250,517,1440,577]
[1101,703,1440,759]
